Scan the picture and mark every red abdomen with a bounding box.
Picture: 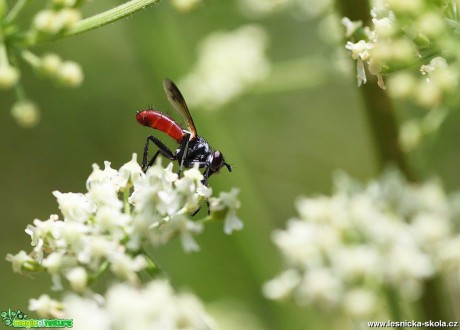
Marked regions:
[136,110,185,143]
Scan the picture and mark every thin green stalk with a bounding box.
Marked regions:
[123,188,131,215]
[29,0,160,45]
[4,0,27,24]
[384,287,403,321]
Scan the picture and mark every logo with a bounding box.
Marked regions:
[1,309,73,328]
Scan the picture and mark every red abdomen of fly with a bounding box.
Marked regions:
[136,110,185,143]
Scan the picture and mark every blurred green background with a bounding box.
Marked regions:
[2,1,460,329]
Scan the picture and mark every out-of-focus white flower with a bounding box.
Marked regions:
[341,17,362,37]
[33,8,80,34]
[297,268,342,306]
[40,53,62,76]
[262,269,301,300]
[57,61,83,87]
[343,289,377,319]
[109,254,147,284]
[52,0,78,7]
[170,0,202,12]
[399,120,423,152]
[29,294,64,318]
[10,101,40,128]
[264,168,460,319]
[238,0,289,17]
[180,25,270,110]
[64,294,108,330]
[66,267,88,293]
[0,64,19,89]
[64,280,214,330]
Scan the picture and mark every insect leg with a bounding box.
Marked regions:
[191,199,210,217]
[142,135,176,172]
[177,133,191,178]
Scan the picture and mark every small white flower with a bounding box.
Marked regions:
[109,254,147,284]
[399,120,423,152]
[343,289,377,318]
[29,294,64,318]
[57,61,83,87]
[5,251,33,273]
[66,267,88,293]
[64,294,109,330]
[55,8,81,29]
[40,53,62,76]
[263,269,301,300]
[10,101,40,128]
[159,214,204,253]
[52,0,77,7]
[210,188,243,234]
[86,161,121,190]
[86,182,123,210]
[341,17,362,37]
[43,252,76,274]
[77,236,119,269]
[93,206,130,236]
[53,191,95,222]
[118,153,144,188]
[34,10,62,34]
[298,269,342,306]
[170,0,202,12]
[372,16,397,38]
[0,64,20,89]
[345,40,372,61]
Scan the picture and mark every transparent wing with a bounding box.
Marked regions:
[163,78,197,138]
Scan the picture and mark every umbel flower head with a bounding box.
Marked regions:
[6,154,242,293]
[263,168,460,319]
[343,1,460,108]
[30,280,214,330]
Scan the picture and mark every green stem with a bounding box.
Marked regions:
[0,39,8,66]
[20,49,40,68]
[123,188,131,215]
[29,0,160,45]
[334,0,415,181]
[4,0,27,24]
[384,287,403,321]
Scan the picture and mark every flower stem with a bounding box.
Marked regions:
[123,188,131,215]
[4,0,26,24]
[30,0,160,45]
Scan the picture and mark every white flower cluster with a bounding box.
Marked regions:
[263,169,460,319]
[7,154,242,293]
[179,25,270,110]
[29,280,214,330]
[32,0,84,35]
[343,0,460,108]
[0,0,87,127]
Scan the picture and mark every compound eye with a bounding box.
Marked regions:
[211,151,224,170]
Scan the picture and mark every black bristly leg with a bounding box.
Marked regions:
[177,133,191,178]
[142,135,176,172]
[191,200,210,217]
[191,164,212,217]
